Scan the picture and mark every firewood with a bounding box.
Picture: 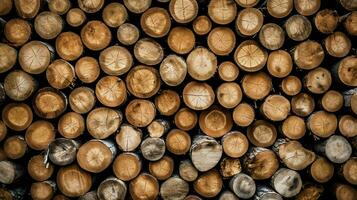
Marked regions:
[147,119,170,138]
[187,47,217,81]
[234,40,268,72]
[208,27,236,56]
[78,0,104,13]
[280,75,302,96]
[260,95,290,121]
[0,0,12,16]
[25,120,55,151]
[155,90,180,116]
[141,137,166,161]
[194,170,223,198]
[344,12,357,36]
[4,70,37,101]
[232,103,255,127]
[183,81,215,110]
[102,3,127,28]
[48,0,71,15]
[81,21,111,51]
[166,129,191,155]
[199,106,233,138]
[75,57,100,83]
[221,131,249,158]
[254,185,282,200]
[310,157,334,183]
[134,38,163,65]
[247,120,277,147]
[125,99,156,127]
[35,11,63,40]
[236,8,263,36]
[341,158,357,185]
[229,173,256,199]
[216,82,242,109]
[316,135,352,164]
[218,61,239,82]
[46,59,76,89]
[339,115,357,138]
[27,155,54,182]
[307,110,338,138]
[117,23,140,46]
[220,157,241,178]
[169,0,198,23]
[271,168,302,198]
[159,55,187,86]
[115,124,142,151]
[208,0,237,25]
[2,103,33,131]
[0,120,7,142]
[14,0,40,18]
[66,8,86,27]
[321,90,344,112]
[241,72,272,100]
[129,173,159,200]
[168,27,195,54]
[267,0,293,18]
[192,15,212,35]
[334,184,357,200]
[333,55,357,87]
[79,191,98,200]
[69,87,96,114]
[267,50,292,78]
[0,161,24,184]
[19,41,53,74]
[113,153,142,181]
[179,160,198,182]
[294,0,320,16]
[149,156,174,180]
[219,190,238,200]
[57,164,92,197]
[174,107,198,131]
[284,15,312,41]
[123,0,152,14]
[0,43,17,73]
[30,181,56,200]
[291,93,315,117]
[243,148,279,180]
[96,76,127,107]
[97,177,127,200]
[3,135,27,159]
[281,115,306,140]
[160,177,189,200]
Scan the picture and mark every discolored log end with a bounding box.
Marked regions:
[69,87,96,114]
[247,120,277,147]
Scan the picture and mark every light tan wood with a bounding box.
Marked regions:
[294,0,320,16]
[155,90,180,116]
[147,119,169,138]
[187,47,217,81]
[2,103,32,131]
[25,120,55,150]
[199,107,233,138]
[335,184,357,200]
[192,15,212,35]
[208,0,237,25]
[335,56,357,87]
[168,27,195,54]
[97,177,127,200]
[129,173,159,200]
[169,0,198,23]
[259,23,285,50]
[267,50,292,78]
[281,75,302,96]
[247,120,277,147]
[126,65,160,98]
[116,124,142,151]
[339,115,357,138]
[96,76,127,107]
[125,99,156,127]
[57,164,92,197]
[232,103,255,127]
[102,3,127,28]
[48,0,71,15]
[236,8,264,36]
[99,45,133,76]
[56,32,83,61]
[149,156,174,180]
[117,23,140,45]
[134,38,164,65]
[308,111,337,138]
[208,27,236,56]
[282,115,306,140]
[344,11,357,36]
[14,0,40,18]
[28,155,54,182]
[220,158,241,178]
[339,0,357,11]
[183,81,215,110]
[0,120,7,142]
[244,148,279,180]
[342,158,357,185]
[160,177,189,200]
[69,87,96,114]
[293,40,324,70]
[58,112,85,139]
[4,136,27,159]
[222,131,249,158]
[160,55,187,86]
[321,90,343,112]
[0,0,12,15]
[19,41,53,74]
[66,8,86,27]
[324,31,351,58]
[179,160,198,182]
[310,157,334,183]
[267,0,293,18]
[174,107,198,131]
[78,0,104,13]
[194,170,223,198]
[166,129,191,155]
[0,43,17,73]
[75,57,100,83]
[218,61,239,82]
[229,173,255,199]
[261,95,290,121]
[315,9,339,34]
[216,82,242,109]
[124,0,152,14]
[46,59,75,89]
[291,93,315,117]
[30,181,55,200]
[35,11,63,40]
[234,40,268,72]
[277,140,316,170]
[242,72,272,100]
[81,20,111,51]
[4,70,37,101]
[285,15,312,41]
[141,7,171,38]
[141,137,166,161]
[87,107,122,139]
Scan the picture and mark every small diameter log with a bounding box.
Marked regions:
[254,185,282,200]
[192,15,212,35]
[229,173,256,199]
[141,7,171,38]
[242,72,272,100]
[183,81,215,110]
[0,186,26,200]
[284,15,312,41]
[66,8,86,27]
[14,0,40,18]
[34,12,63,41]
[134,38,164,65]
[342,158,357,185]
[4,18,31,47]
[75,57,100,84]
[333,55,357,87]
[222,131,249,158]
[99,45,133,76]
[314,9,339,34]
[324,32,351,58]
[155,90,180,116]
[318,135,352,164]
[0,0,12,15]
[102,3,127,28]
[219,191,238,200]
[160,55,187,86]
[267,50,292,78]
[141,137,165,161]
[113,153,142,181]
[97,177,127,200]
[236,8,264,36]
[267,0,293,18]
[54,194,71,200]
[243,148,279,180]
[48,0,71,15]
[19,41,53,74]
[217,82,242,109]
[116,124,142,151]
[271,168,302,198]
[28,154,54,182]
[148,119,170,138]
[236,0,260,7]
[220,157,241,178]
[77,140,116,173]
[166,129,191,155]
[218,61,239,82]
[208,27,236,56]
[345,12,357,36]
[69,87,96,114]
[149,156,174,180]
[185,195,202,200]
[3,135,27,159]
[261,95,290,121]
[25,120,55,150]
[30,181,56,200]
[294,0,320,16]
[169,0,198,23]
[87,107,122,139]
[81,21,111,51]
[46,59,75,89]
[281,115,306,140]
[168,27,195,54]
[190,135,223,172]
[0,161,23,184]
[281,76,302,96]
[339,115,357,138]
[200,107,232,138]
[179,160,198,182]
[187,47,217,81]
[259,23,285,51]
[56,32,83,61]
[79,191,98,200]
[129,173,159,200]
[125,99,156,127]
[174,107,198,131]
[78,0,104,13]
[233,103,255,127]
[4,70,37,101]
[310,157,334,183]
[247,120,277,147]
[57,164,92,197]
[234,40,268,72]
[335,184,357,200]
[344,88,357,115]
[160,177,189,200]
[307,111,337,138]
[194,170,222,198]
[293,40,325,70]
[0,120,7,142]
[96,76,127,107]
[2,103,32,131]
[291,93,315,117]
[117,23,140,45]
[0,43,17,73]
[321,90,343,112]
[48,138,79,166]
[340,0,357,11]
[208,0,237,25]
[124,0,152,14]
[33,87,67,119]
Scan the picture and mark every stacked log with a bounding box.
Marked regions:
[0,0,356,200]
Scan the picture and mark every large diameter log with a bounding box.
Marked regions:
[66,8,86,27]
[141,7,171,38]
[243,148,279,180]
[0,0,12,16]
[192,15,212,35]
[208,27,236,56]
[86,107,122,139]
[129,173,159,200]
[58,112,85,139]
[187,47,217,81]
[291,93,315,117]
[46,59,75,89]
[125,99,156,127]
[117,23,140,45]
[281,75,302,96]
[344,12,357,36]
[27,154,54,182]
[141,137,165,161]
[284,15,312,41]
[0,161,24,184]
[48,0,71,15]
[242,72,272,100]
[333,55,357,87]
[183,81,215,110]
[155,90,180,116]
[234,40,268,72]
[174,107,198,131]
[222,131,249,158]
[267,0,293,18]
[339,115,357,138]
[271,168,302,198]
[281,115,306,140]
[194,170,222,198]
[116,124,142,151]
[48,138,79,166]
[334,184,357,200]
[169,0,198,23]
[232,103,255,127]
[208,0,237,25]
[19,41,53,74]
[261,95,290,121]
[254,185,282,200]
[134,38,163,65]
[220,157,242,178]
[159,55,187,86]
[168,27,195,54]
[2,103,33,131]
[247,120,277,147]
[123,0,152,14]
[166,129,191,155]
[75,57,100,84]
[35,11,63,40]
[55,32,83,61]
[314,9,339,34]
[25,120,55,150]
[294,0,320,16]
[3,135,27,159]
[199,107,233,138]
[0,43,17,73]
[236,8,264,36]
[316,135,352,163]
[99,45,133,76]
[97,177,127,200]
[57,164,92,197]
[4,70,37,101]
[160,177,189,200]
[102,3,127,28]
[229,173,256,199]
[81,21,111,51]
[30,181,56,200]
[324,32,351,58]
[179,160,198,182]
[95,76,127,107]
[293,40,324,70]
[310,157,334,183]
[267,50,292,78]
[149,156,174,180]
[69,87,96,114]
[307,111,337,138]
[190,135,223,172]
[148,119,170,138]
[113,153,142,181]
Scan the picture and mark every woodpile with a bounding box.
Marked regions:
[0,0,356,199]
